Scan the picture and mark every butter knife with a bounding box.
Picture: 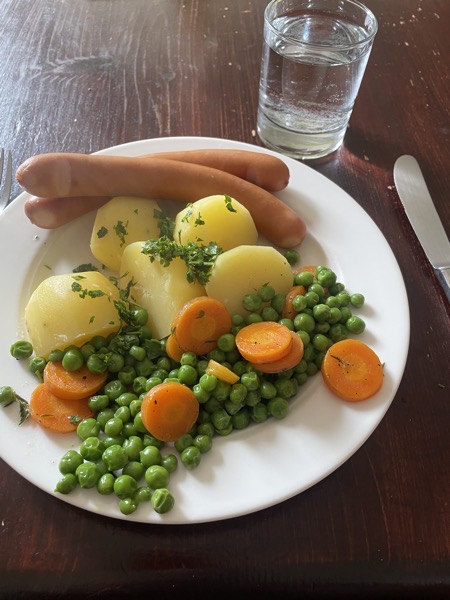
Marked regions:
[394,155,450,301]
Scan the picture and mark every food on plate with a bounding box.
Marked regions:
[321,339,384,401]
[43,361,108,401]
[140,381,200,442]
[120,242,206,339]
[29,383,94,433]
[170,296,232,355]
[18,153,306,247]
[204,245,293,317]
[90,196,163,271]
[141,148,291,192]
[24,271,121,358]
[174,195,258,250]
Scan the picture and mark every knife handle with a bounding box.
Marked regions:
[436,267,450,303]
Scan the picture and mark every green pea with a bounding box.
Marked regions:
[296,372,309,385]
[29,356,46,377]
[103,434,125,448]
[180,352,197,367]
[258,284,276,302]
[144,464,170,489]
[296,330,311,347]
[192,383,210,404]
[252,403,268,423]
[306,362,319,376]
[75,462,101,489]
[278,317,294,331]
[241,371,259,391]
[217,333,236,353]
[77,417,100,441]
[308,283,325,300]
[80,437,105,462]
[118,497,138,515]
[79,344,95,362]
[114,474,138,499]
[86,353,108,374]
[284,248,299,266]
[10,340,33,360]
[211,408,231,431]
[214,422,233,436]
[199,373,217,392]
[142,434,165,449]
[267,397,289,419]
[180,446,201,470]
[242,293,262,312]
[123,460,145,481]
[261,306,280,322]
[312,334,329,352]
[197,421,215,438]
[304,291,320,308]
[245,312,263,325]
[118,366,137,387]
[316,268,337,288]
[193,434,212,454]
[115,405,131,423]
[329,324,348,342]
[106,352,125,373]
[61,349,84,371]
[292,294,307,312]
[145,376,163,391]
[230,383,248,404]
[271,293,285,314]
[123,435,144,461]
[102,444,128,471]
[123,423,139,439]
[174,433,194,453]
[134,486,152,504]
[346,316,366,334]
[177,364,198,386]
[0,386,15,407]
[96,408,115,429]
[259,381,277,400]
[59,450,84,475]
[104,379,127,401]
[139,445,161,468]
[88,394,110,411]
[312,304,331,323]
[160,454,178,473]
[97,473,115,495]
[328,307,342,324]
[129,345,146,362]
[244,389,261,407]
[294,270,314,287]
[350,293,365,308]
[294,313,316,333]
[336,291,351,306]
[275,378,297,399]
[151,488,175,514]
[104,417,123,437]
[55,473,78,494]
[133,412,147,434]
[232,409,251,430]
[212,380,231,402]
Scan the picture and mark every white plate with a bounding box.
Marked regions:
[0,137,409,524]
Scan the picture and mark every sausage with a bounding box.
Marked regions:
[18,153,306,248]
[145,149,290,192]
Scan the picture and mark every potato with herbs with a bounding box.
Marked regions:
[174,194,258,250]
[205,245,293,317]
[25,271,121,358]
[90,196,164,271]
[120,241,206,339]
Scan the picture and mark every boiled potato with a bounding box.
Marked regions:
[205,245,292,317]
[90,196,163,271]
[174,195,258,250]
[25,271,121,358]
[120,242,206,339]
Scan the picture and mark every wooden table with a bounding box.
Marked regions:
[1,1,449,598]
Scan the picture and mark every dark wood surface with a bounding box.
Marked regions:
[1,1,449,598]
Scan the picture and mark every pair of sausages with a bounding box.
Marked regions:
[17,149,307,248]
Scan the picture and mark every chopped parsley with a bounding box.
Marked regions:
[71,276,107,299]
[113,220,129,247]
[224,195,237,212]
[141,236,223,285]
[96,226,108,239]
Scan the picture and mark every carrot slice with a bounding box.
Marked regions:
[321,339,384,402]
[171,296,232,355]
[43,361,108,401]
[235,321,293,364]
[165,333,184,362]
[249,331,304,373]
[30,383,94,433]
[140,382,199,442]
[282,285,307,320]
[205,359,240,384]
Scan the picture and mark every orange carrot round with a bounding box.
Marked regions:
[249,331,304,373]
[140,382,199,442]
[321,339,384,402]
[282,285,307,320]
[235,321,293,364]
[29,383,94,433]
[165,333,185,362]
[171,296,232,355]
[43,361,108,401]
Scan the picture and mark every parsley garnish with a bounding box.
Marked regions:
[141,236,223,285]
[97,226,108,239]
[73,263,99,273]
[224,195,237,213]
[71,276,107,299]
[113,220,129,247]
[154,209,175,238]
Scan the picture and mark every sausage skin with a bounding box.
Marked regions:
[19,153,306,248]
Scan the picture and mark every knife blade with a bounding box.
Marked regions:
[393,155,450,301]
